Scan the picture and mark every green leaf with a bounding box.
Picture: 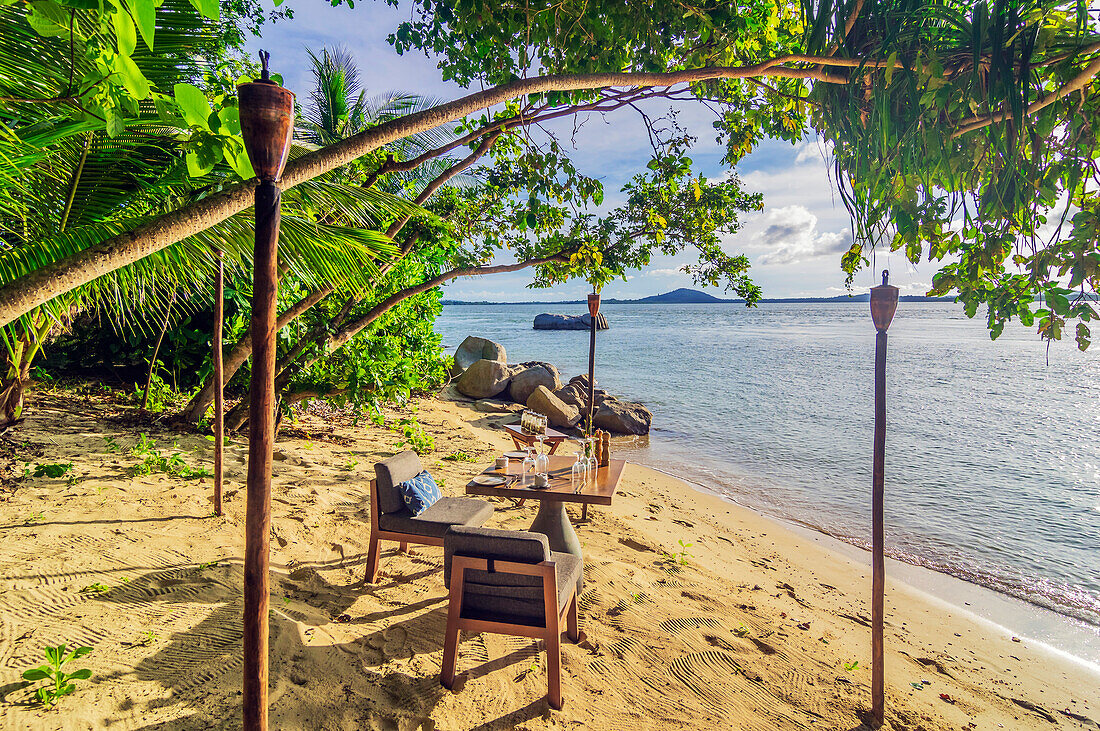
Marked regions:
[27,1,71,36]
[21,668,50,681]
[104,108,125,137]
[124,0,155,50]
[112,7,136,55]
[884,51,899,85]
[114,54,150,99]
[174,83,211,129]
[68,668,92,680]
[186,0,218,20]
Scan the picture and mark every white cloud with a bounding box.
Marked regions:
[646,268,685,277]
[751,205,851,266]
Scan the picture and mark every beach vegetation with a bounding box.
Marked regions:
[23,512,44,525]
[442,451,477,463]
[395,415,434,456]
[21,644,93,708]
[78,583,110,595]
[127,434,211,479]
[32,463,72,479]
[844,661,859,672]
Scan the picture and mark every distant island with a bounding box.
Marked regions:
[442,287,954,306]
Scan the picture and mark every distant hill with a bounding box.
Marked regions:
[634,288,727,304]
[442,287,953,305]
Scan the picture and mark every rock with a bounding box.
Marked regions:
[593,399,652,435]
[533,313,609,331]
[452,336,507,377]
[555,376,613,414]
[508,363,561,404]
[473,399,523,414]
[455,359,513,399]
[526,385,581,429]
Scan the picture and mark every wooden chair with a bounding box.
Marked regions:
[365,451,494,583]
[440,525,583,710]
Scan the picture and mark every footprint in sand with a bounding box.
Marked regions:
[367,625,408,659]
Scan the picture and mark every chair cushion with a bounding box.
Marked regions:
[444,526,549,589]
[378,497,494,538]
[444,526,582,627]
[457,551,583,627]
[398,471,441,516]
[375,451,422,514]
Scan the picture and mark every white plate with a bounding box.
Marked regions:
[503,451,527,459]
[471,475,505,486]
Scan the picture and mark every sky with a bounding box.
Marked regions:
[244,2,937,302]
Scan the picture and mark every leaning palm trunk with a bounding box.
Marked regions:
[0,313,54,426]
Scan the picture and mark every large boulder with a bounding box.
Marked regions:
[455,359,513,399]
[452,336,507,377]
[555,375,612,413]
[594,399,652,435]
[533,313,609,331]
[526,385,581,429]
[508,362,561,404]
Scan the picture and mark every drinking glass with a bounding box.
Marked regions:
[534,435,550,477]
[584,437,598,482]
[570,450,587,492]
[522,447,536,483]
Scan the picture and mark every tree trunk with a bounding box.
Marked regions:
[181,284,334,422]
[225,252,567,431]
[0,60,859,329]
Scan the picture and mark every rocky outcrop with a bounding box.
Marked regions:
[533,313,609,331]
[593,399,652,435]
[472,398,524,414]
[526,385,581,429]
[555,375,611,414]
[508,362,561,404]
[452,336,506,377]
[455,359,513,399]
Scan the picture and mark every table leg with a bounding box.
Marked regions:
[528,501,583,593]
[547,441,560,455]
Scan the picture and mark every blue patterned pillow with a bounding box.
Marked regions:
[398,471,442,516]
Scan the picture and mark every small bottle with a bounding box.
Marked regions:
[601,431,611,465]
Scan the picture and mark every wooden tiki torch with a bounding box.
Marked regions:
[869,270,898,728]
[586,289,601,431]
[237,51,294,731]
[213,248,224,516]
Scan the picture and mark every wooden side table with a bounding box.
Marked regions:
[502,423,571,455]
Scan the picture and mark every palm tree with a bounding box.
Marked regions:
[0,13,421,425]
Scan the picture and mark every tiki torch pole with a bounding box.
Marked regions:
[237,51,294,731]
[213,248,224,517]
[869,270,898,729]
[586,288,601,432]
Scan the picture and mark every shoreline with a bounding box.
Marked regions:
[637,461,1100,669]
[2,388,1096,729]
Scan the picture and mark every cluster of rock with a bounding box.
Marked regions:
[533,312,609,330]
[450,336,651,435]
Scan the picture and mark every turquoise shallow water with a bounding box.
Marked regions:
[436,302,1100,634]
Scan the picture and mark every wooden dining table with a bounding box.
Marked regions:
[465,455,626,591]
[501,423,572,455]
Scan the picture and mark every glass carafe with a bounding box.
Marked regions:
[522,447,536,483]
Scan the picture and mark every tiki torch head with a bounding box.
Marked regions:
[237,50,295,183]
[870,270,899,332]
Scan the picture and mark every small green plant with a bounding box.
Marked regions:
[675,539,693,565]
[127,434,211,479]
[136,371,178,413]
[733,625,750,637]
[21,644,92,707]
[24,512,44,525]
[442,451,477,462]
[103,436,121,454]
[79,583,110,594]
[395,416,434,455]
[139,631,157,646]
[33,463,73,478]
[844,660,859,672]
[195,561,220,571]
[342,458,359,471]
[20,462,32,479]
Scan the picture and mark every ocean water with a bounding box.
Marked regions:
[435,302,1100,635]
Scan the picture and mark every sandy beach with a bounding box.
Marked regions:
[0,385,1096,730]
